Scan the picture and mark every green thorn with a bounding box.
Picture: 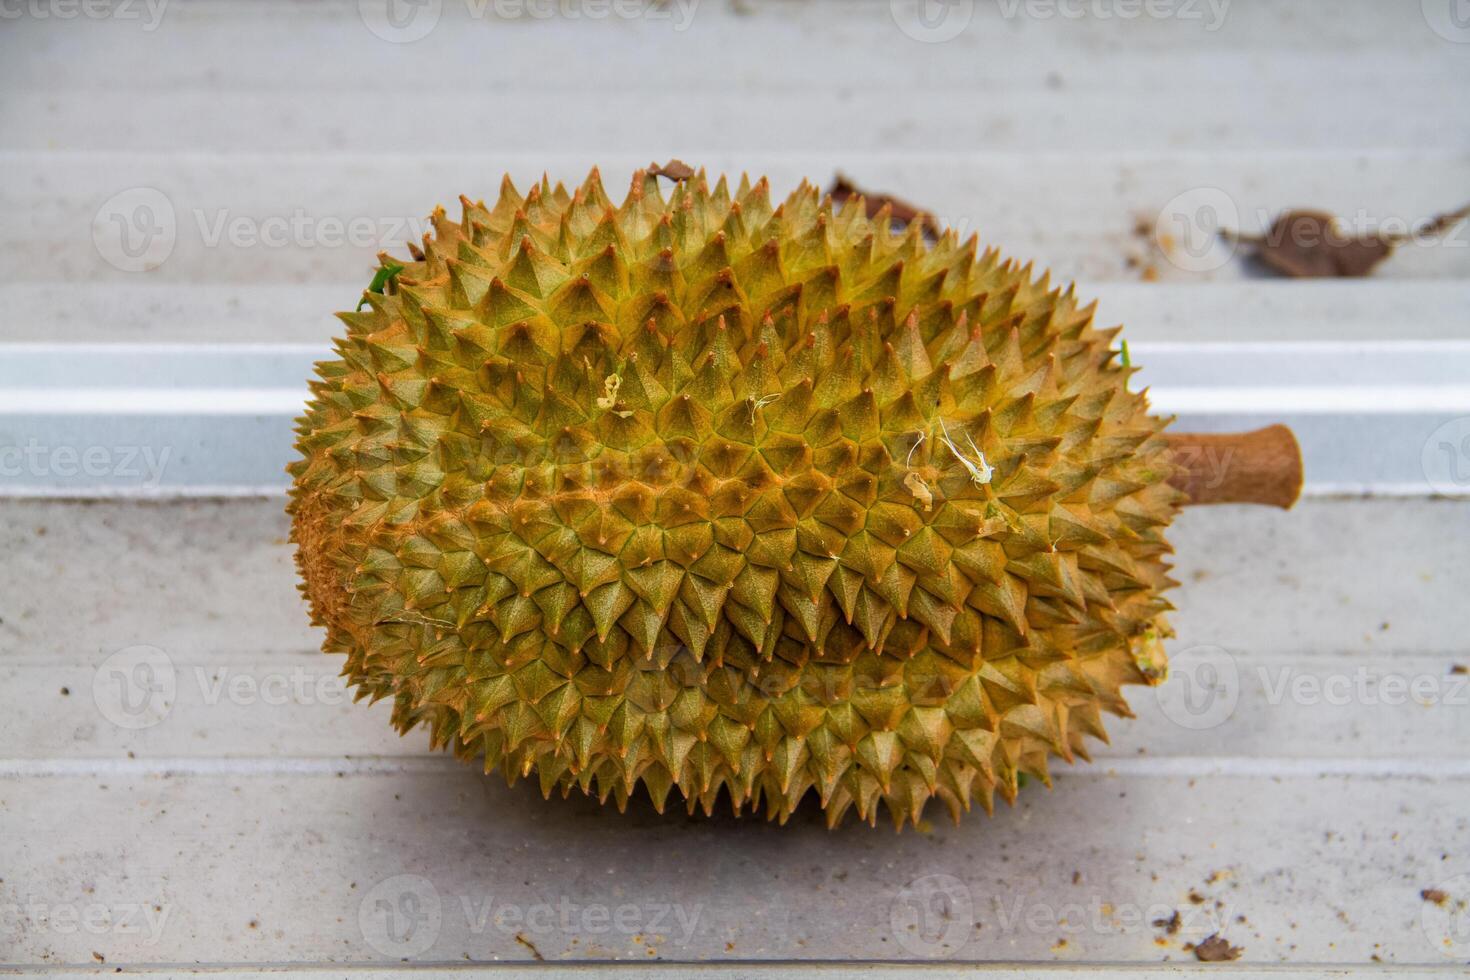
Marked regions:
[1119,339,1131,369]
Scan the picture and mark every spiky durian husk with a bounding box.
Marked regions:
[289,167,1183,829]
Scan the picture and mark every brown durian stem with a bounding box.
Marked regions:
[1165,425,1303,509]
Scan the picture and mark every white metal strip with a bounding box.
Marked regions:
[1149,385,1470,414]
[0,388,305,415]
[2,343,1467,496]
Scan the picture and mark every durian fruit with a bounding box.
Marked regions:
[289,166,1188,829]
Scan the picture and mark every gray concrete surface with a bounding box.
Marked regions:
[2,499,1466,969]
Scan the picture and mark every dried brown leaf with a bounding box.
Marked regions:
[828,173,940,241]
[1226,202,1469,279]
[1251,210,1392,278]
[1193,934,1243,962]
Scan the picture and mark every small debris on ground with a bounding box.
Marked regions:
[1191,934,1243,962]
[1421,888,1449,905]
[649,159,695,182]
[1153,910,1182,935]
[515,932,545,960]
[1126,217,1163,280]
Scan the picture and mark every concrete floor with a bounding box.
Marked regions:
[2,498,1466,970]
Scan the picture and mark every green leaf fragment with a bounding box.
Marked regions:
[357,262,406,311]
